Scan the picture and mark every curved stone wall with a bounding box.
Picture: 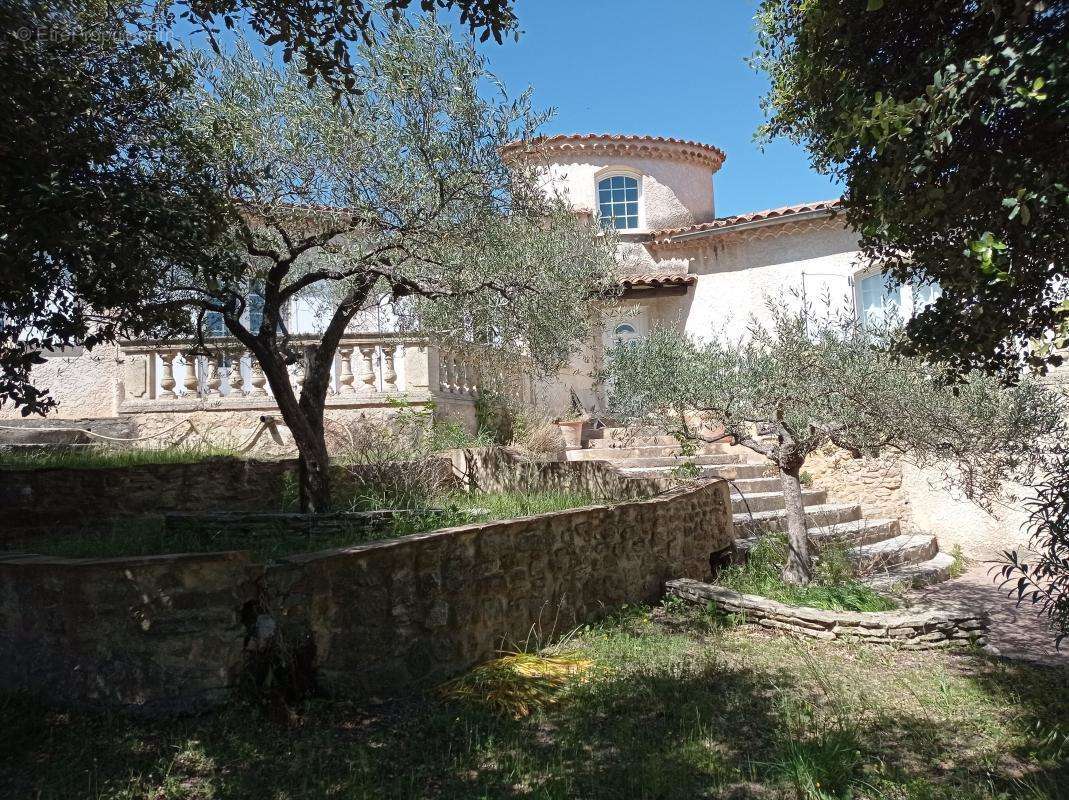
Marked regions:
[667,579,988,649]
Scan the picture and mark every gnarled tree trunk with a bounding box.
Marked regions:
[778,454,812,586]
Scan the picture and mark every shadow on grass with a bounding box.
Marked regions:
[2,621,1068,799]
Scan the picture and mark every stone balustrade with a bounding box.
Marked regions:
[117,335,493,414]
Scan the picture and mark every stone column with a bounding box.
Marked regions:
[204,355,222,396]
[228,353,245,396]
[249,356,268,397]
[358,346,377,393]
[381,346,398,391]
[181,353,199,396]
[338,346,356,394]
[159,351,177,399]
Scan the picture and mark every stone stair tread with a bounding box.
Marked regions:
[863,552,956,591]
[849,533,936,557]
[732,502,861,525]
[807,518,900,544]
[610,454,742,466]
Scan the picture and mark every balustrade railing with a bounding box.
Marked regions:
[118,335,533,413]
[120,335,417,410]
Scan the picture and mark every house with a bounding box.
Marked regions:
[0,133,1033,559]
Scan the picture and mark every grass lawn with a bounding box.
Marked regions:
[3,604,1066,799]
[0,445,239,471]
[717,533,899,612]
[11,490,602,561]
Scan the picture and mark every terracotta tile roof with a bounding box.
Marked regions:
[503,133,726,171]
[619,273,697,289]
[650,200,842,243]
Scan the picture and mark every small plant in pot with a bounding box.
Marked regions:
[554,415,588,450]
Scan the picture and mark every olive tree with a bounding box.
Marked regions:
[606,299,1064,585]
[172,18,617,511]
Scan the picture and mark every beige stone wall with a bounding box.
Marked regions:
[0,345,120,420]
[805,446,1032,559]
[804,447,911,525]
[0,480,732,712]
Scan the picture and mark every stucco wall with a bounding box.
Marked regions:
[543,155,715,232]
[683,222,862,342]
[0,345,119,420]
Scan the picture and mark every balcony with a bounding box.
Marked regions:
[116,334,515,414]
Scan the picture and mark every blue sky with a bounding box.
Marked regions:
[469,0,842,216]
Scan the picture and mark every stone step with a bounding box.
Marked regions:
[604,453,744,468]
[730,488,827,515]
[573,444,731,460]
[734,518,901,557]
[616,462,772,480]
[727,476,782,494]
[807,518,901,548]
[863,552,957,591]
[733,503,863,536]
[703,463,777,481]
[850,534,939,572]
[587,436,732,452]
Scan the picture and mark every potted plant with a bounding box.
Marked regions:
[554,415,587,450]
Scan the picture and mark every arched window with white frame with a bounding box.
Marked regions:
[597,174,641,230]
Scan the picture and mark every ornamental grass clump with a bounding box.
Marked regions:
[717,533,898,613]
[438,652,592,718]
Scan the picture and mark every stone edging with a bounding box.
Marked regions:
[666,578,988,649]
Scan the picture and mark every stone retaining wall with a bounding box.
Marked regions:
[667,578,987,649]
[0,481,733,713]
[0,457,454,539]
[804,447,911,525]
[446,447,673,501]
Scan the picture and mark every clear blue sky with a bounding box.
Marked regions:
[469,0,842,216]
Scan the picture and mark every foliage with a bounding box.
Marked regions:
[998,452,1069,646]
[753,0,1069,377]
[609,299,1063,504]
[173,0,519,93]
[5,613,1069,798]
[172,18,617,510]
[437,651,592,718]
[0,444,236,471]
[607,298,1065,582]
[0,0,239,414]
[717,534,898,612]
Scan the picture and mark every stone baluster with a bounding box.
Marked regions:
[358,346,377,393]
[159,351,177,399]
[455,358,469,396]
[437,352,451,393]
[204,355,222,396]
[381,345,398,391]
[227,352,245,396]
[338,346,356,394]
[181,352,199,396]
[248,355,268,397]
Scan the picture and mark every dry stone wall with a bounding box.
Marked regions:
[804,447,911,525]
[0,481,732,713]
[0,457,454,539]
[668,579,987,649]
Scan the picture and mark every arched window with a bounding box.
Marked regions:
[597,175,640,230]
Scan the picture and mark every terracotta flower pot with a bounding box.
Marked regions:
[556,419,586,450]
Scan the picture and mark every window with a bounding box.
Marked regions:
[857,273,941,327]
[597,175,640,230]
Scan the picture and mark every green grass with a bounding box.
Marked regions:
[0,445,238,471]
[718,533,898,612]
[13,490,601,562]
[2,605,1066,799]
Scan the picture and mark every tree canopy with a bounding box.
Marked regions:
[0,0,240,414]
[167,18,618,509]
[607,299,1064,583]
[753,0,1068,377]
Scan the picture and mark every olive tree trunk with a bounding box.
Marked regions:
[778,458,813,586]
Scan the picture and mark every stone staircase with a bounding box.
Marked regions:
[574,426,956,590]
